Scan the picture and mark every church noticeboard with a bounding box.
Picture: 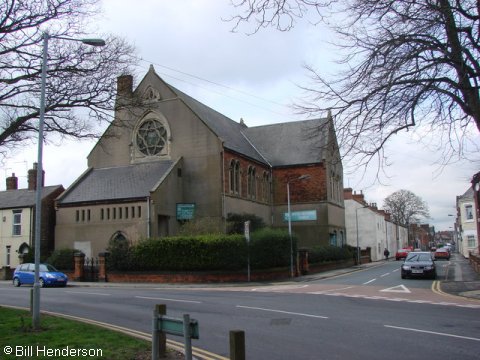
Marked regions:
[176,203,195,220]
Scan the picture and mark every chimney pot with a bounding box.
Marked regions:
[6,173,18,190]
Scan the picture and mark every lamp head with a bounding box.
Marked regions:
[81,38,106,47]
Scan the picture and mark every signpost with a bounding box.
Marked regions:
[152,305,199,360]
[244,221,251,282]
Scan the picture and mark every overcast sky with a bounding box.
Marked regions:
[2,1,479,231]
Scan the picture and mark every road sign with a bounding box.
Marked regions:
[158,315,199,339]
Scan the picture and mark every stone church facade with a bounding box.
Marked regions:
[55,66,345,257]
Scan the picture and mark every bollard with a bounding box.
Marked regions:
[152,304,167,359]
[229,330,245,360]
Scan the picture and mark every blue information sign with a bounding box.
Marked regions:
[283,210,317,222]
[176,203,195,220]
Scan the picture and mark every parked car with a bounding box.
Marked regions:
[434,248,451,260]
[395,248,411,261]
[13,263,68,287]
[401,252,436,279]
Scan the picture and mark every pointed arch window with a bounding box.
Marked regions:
[247,166,256,199]
[229,159,241,195]
[261,171,270,202]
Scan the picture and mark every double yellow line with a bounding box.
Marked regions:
[2,305,228,360]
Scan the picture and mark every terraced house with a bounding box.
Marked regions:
[55,66,345,257]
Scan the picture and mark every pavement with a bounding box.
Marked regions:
[4,252,480,301]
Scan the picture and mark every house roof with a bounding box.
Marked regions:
[57,161,174,205]
[243,119,328,166]
[0,185,63,210]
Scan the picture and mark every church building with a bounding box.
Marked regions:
[55,66,345,257]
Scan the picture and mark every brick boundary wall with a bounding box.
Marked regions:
[65,258,355,283]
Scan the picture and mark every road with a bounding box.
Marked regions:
[1,255,480,359]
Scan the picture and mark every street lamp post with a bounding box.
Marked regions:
[32,32,105,329]
[287,175,310,278]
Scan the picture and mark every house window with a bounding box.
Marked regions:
[247,166,256,199]
[76,210,80,222]
[138,206,142,218]
[125,207,129,219]
[101,208,104,220]
[467,235,476,248]
[465,205,473,220]
[12,210,22,236]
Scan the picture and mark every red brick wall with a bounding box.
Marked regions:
[272,165,327,205]
[223,151,270,201]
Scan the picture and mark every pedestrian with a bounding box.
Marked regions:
[384,248,390,260]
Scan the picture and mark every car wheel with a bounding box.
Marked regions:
[401,274,406,279]
[39,278,46,288]
[13,277,21,287]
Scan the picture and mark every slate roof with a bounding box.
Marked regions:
[57,161,174,205]
[0,186,63,209]
[243,119,328,166]
[162,73,328,167]
[169,85,267,163]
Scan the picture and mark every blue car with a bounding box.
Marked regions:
[13,263,68,287]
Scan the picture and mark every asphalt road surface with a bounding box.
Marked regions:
[1,258,479,360]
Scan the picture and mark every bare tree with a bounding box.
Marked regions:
[0,0,136,157]
[383,189,430,228]
[228,0,480,170]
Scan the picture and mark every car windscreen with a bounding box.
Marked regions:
[405,253,431,262]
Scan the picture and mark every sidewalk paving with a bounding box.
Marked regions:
[4,254,479,301]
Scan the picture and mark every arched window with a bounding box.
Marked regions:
[229,159,240,195]
[262,171,270,202]
[247,166,256,199]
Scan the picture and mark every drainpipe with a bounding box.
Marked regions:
[147,196,151,238]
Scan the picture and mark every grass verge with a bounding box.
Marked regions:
[0,306,179,359]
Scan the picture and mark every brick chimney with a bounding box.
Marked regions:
[6,173,18,190]
[352,190,365,204]
[28,163,44,191]
[344,187,353,199]
[117,74,133,98]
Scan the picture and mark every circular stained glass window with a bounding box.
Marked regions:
[136,119,167,156]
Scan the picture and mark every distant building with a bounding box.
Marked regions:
[55,66,346,257]
[471,172,480,254]
[344,188,407,261]
[456,186,478,257]
[0,165,64,269]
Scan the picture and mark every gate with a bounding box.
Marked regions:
[83,257,99,282]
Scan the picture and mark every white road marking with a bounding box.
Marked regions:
[236,305,328,319]
[380,273,390,277]
[135,296,202,304]
[363,279,376,285]
[251,285,309,292]
[384,325,480,342]
[379,285,411,293]
[308,286,353,294]
[65,291,110,296]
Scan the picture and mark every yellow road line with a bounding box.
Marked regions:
[0,304,228,360]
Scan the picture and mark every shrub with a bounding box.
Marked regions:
[177,217,224,236]
[107,237,133,271]
[308,245,355,264]
[249,228,294,269]
[226,213,266,234]
[131,234,247,271]
[45,248,77,270]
